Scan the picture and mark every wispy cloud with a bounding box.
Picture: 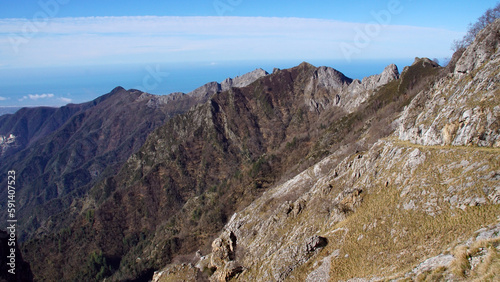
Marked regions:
[59,97,72,103]
[19,93,55,101]
[16,93,71,105]
[0,96,7,101]
[0,16,462,68]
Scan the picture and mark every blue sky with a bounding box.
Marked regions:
[2,0,497,67]
[0,0,496,30]
[0,0,498,106]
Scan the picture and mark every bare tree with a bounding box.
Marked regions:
[452,3,500,51]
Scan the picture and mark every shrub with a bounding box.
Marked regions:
[452,3,500,51]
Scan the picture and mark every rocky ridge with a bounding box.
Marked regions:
[341,64,400,113]
[142,68,269,107]
[221,68,269,91]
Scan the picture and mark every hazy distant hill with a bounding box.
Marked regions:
[0,107,22,116]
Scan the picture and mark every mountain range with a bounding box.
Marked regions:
[0,19,499,282]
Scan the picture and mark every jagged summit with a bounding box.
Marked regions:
[360,63,400,90]
[221,68,269,91]
[140,67,269,107]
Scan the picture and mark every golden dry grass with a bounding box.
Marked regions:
[451,245,470,277]
[320,140,500,280]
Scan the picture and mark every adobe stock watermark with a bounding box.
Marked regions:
[6,170,16,275]
[340,0,405,62]
[9,0,70,54]
[135,65,170,93]
[213,0,244,16]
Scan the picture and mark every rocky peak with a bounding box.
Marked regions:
[187,81,222,100]
[336,63,399,113]
[413,57,439,67]
[141,68,269,110]
[221,68,269,91]
[360,63,399,90]
[303,64,352,111]
[313,66,352,89]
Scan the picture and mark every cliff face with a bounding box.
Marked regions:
[155,20,500,282]
[397,19,500,147]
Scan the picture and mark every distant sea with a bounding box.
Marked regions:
[0,59,414,111]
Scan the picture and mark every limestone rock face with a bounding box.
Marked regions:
[209,231,243,282]
[361,63,400,90]
[303,65,352,112]
[455,18,500,74]
[397,19,500,147]
[221,68,269,91]
[339,63,400,113]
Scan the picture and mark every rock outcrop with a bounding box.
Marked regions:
[361,63,400,90]
[455,18,500,74]
[339,63,400,113]
[221,68,269,91]
[397,19,500,147]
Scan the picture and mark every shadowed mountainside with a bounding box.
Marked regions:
[0,71,268,244]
